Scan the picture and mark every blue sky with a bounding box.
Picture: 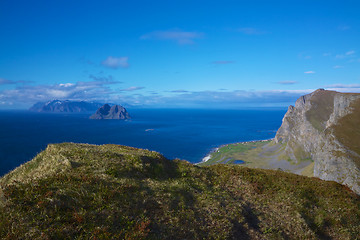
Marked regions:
[1,0,360,109]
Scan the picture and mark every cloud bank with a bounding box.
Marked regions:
[0,80,312,109]
[0,77,122,107]
[2,78,360,109]
[119,86,145,92]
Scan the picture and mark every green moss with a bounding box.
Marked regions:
[0,143,359,239]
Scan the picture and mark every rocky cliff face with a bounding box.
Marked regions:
[90,104,131,120]
[29,100,103,113]
[275,89,360,194]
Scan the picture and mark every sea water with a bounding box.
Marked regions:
[0,108,286,176]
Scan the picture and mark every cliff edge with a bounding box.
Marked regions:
[275,89,360,194]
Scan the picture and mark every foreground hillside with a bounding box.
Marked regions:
[1,143,359,239]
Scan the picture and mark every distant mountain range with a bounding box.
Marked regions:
[29,100,104,113]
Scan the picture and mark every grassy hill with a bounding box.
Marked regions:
[1,143,360,239]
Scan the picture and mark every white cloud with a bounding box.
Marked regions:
[236,27,266,35]
[276,81,298,85]
[327,88,360,93]
[88,74,121,84]
[333,65,343,69]
[0,78,122,106]
[298,53,312,60]
[338,25,350,31]
[211,61,235,65]
[335,55,344,59]
[140,30,204,45]
[325,84,360,88]
[170,90,189,93]
[59,83,75,87]
[101,56,129,69]
[119,86,145,91]
[336,50,356,59]
[110,89,314,108]
[4,78,360,109]
[324,84,360,93]
[304,71,315,74]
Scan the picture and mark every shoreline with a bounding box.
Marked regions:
[197,138,274,165]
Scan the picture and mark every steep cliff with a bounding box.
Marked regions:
[275,89,360,194]
[90,104,131,119]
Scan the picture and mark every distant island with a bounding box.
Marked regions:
[90,104,131,120]
[29,100,103,113]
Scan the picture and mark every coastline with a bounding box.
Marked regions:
[198,147,220,164]
[198,138,274,165]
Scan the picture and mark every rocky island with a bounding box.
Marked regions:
[90,104,131,120]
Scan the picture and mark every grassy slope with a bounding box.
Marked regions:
[1,143,359,239]
[199,141,270,166]
[200,141,314,177]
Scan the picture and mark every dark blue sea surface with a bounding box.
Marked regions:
[0,108,286,176]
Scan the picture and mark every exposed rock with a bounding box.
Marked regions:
[29,100,103,113]
[275,89,360,194]
[90,104,131,120]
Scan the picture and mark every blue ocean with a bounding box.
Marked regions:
[0,108,286,177]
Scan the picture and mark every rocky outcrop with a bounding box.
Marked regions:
[29,100,103,113]
[90,104,130,120]
[275,89,360,194]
